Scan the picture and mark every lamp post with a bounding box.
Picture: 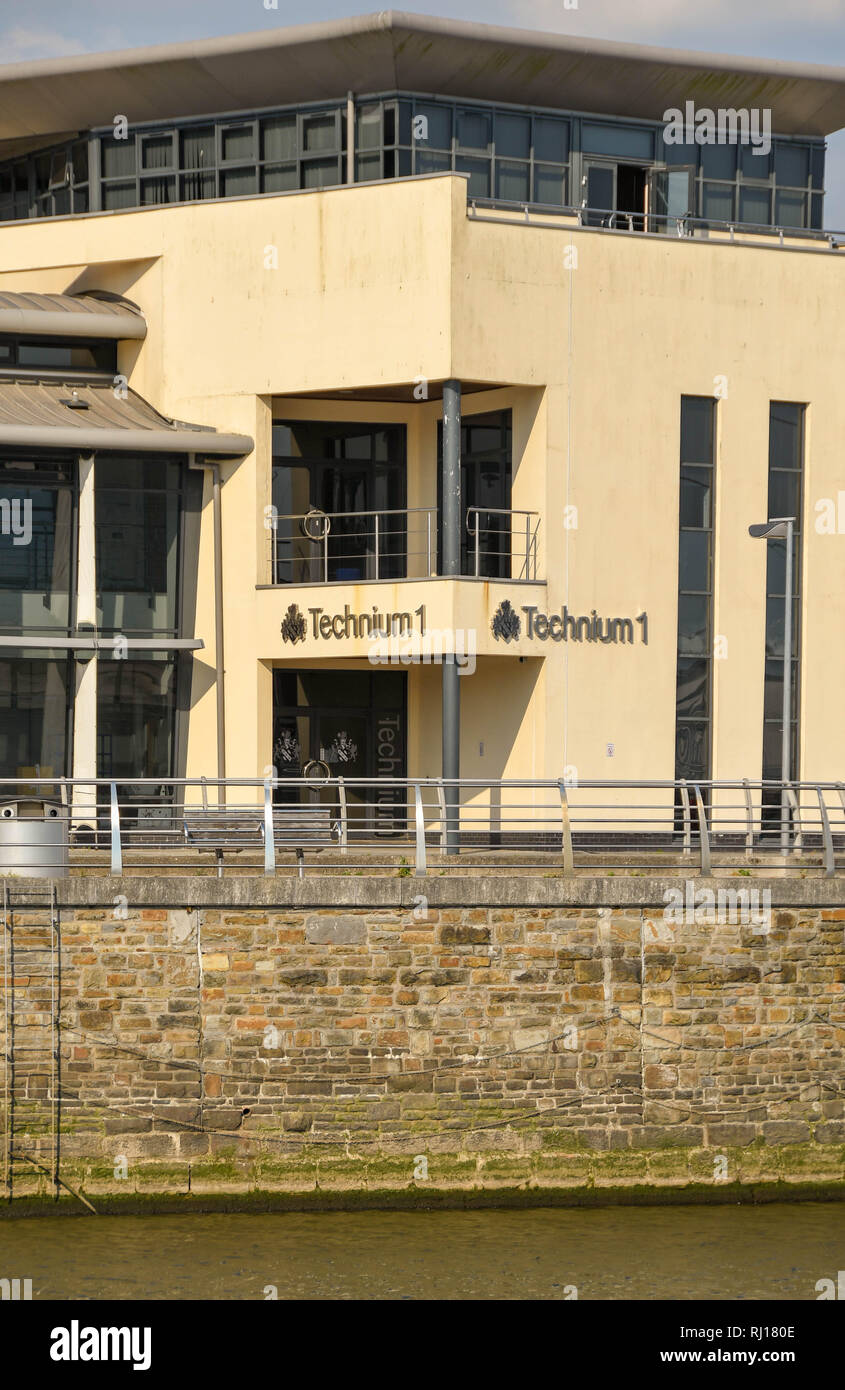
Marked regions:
[748,517,795,855]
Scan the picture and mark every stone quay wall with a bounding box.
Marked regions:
[2,875,844,1210]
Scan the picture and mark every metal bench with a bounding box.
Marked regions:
[183,801,341,876]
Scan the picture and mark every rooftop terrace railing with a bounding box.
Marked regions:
[468,198,845,250]
[0,776,843,878]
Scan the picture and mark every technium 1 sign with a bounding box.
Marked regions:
[491,601,648,644]
[277,599,648,648]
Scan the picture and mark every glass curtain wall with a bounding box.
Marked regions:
[0,454,75,779]
[94,453,184,797]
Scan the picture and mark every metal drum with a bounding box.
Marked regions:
[0,799,69,878]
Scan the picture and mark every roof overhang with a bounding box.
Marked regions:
[0,10,842,157]
[0,292,147,341]
[0,376,253,457]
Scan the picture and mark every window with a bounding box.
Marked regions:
[583,123,653,159]
[436,409,513,578]
[0,655,71,778]
[0,100,825,232]
[95,455,184,634]
[675,398,716,797]
[457,110,491,152]
[761,403,805,822]
[407,100,570,207]
[0,456,75,633]
[0,336,117,372]
[496,113,530,159]
[97,657,177,784]
[271,422,407,583]
[701,183,735,223]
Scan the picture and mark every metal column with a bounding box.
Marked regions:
[442,380,461,854]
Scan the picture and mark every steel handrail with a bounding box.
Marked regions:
[468,195,844,248]
[466,505,540,580]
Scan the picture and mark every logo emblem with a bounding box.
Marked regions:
[280,604,307,644]
[326,731,359,764]
[491,599,521,642]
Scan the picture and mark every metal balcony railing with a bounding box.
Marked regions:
[466,506,539,580]
[268,506,542,584]
[0,776,843,878]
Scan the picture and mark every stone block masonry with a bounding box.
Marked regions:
[2,875,844,1211]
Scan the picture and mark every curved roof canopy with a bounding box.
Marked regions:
[0,292,147,340]
[0,376,253,457]
[0,10,842,159]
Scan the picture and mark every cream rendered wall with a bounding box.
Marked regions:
[449,192,845,789]
[1,173,843,794]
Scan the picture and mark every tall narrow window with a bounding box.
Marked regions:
[675,397,716,804]
[762,403,804,823]
[95,455,183,634]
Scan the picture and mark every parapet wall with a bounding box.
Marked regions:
[2,875,844,1210]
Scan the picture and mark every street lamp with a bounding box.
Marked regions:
[748,517,795,855]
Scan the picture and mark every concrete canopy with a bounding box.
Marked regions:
[0,10,843,160]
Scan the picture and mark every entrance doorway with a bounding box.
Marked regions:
[583,160,649,230]
[272,669,407,830]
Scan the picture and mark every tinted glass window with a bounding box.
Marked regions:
[0,657,70,777]
[774,145,809,186]
[415,104,452,151]
[701,144,736,179]
[533,118,569,163]
[495,114,530,159]
[583,123,652,159]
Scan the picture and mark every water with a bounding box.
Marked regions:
[2,1202,843,1300]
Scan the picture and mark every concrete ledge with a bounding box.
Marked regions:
[4,1179,844,1219]
[8,872,845,909]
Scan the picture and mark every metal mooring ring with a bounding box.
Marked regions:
[300,509,331,542]
[302,759,331,787]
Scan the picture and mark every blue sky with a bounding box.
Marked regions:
[1,0,843,225]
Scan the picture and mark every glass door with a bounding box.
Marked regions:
[272,671,407,830]
[582,161,615,226]
[648,166,695,233]
[315,464,370,581]
[315,711,368,813]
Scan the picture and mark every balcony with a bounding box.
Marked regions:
[268,505,541,585]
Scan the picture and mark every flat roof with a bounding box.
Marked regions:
[0,10,842,160]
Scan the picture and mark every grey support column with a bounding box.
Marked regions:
[441,379,461,854]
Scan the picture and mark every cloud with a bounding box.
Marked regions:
[0,26,89,62]
[500,0,845,52]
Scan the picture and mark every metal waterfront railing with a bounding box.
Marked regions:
[0,776,843,877]
[268,505,541,584]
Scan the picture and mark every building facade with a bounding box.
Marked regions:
[0,13,843,826]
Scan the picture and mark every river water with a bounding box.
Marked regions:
[2,1202,843,1300]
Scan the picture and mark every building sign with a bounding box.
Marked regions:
[491,600,648,644]
[280,602,426,643]
[375,712,403,834]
